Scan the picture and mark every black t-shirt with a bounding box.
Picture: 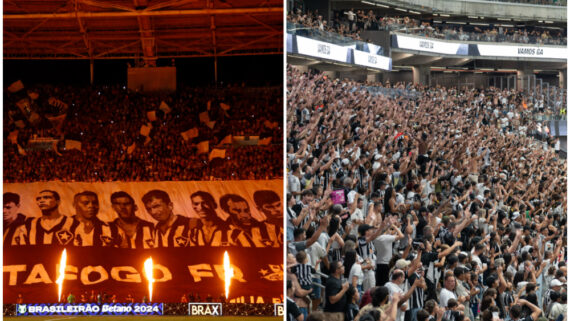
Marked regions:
[325,276,346,313]
[416,215,428,238]
[287,297,302,321]
[421,251,440,301]
[421,251,439,266]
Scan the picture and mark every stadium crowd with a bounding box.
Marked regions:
[4,84,282,182]
[286,65,567,321]
[287,9,567,45]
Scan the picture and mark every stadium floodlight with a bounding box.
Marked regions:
[409,10,421,14]
[375,3,389,8]
[361,1,376,6]
[395,8,408,12]
[439,14,450,17]
[468,16,479,19]
[545,21,554,23]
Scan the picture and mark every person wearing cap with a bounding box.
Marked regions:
[356,223,382,292]
[543,279,563,313]
[454,267,474,321]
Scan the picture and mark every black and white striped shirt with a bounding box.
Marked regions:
[290,263,315,288]
[408,272,424,309]
[357,236,375,261]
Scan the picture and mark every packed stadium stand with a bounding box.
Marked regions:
[286,1,567,321]
[4,85,282,182]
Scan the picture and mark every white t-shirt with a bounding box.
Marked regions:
[386,282,405,321]
[288,174,300,200]
[307,241,327,273]
[347,190,357,205]
[396,193,405,205]
[549,302,566,320]
[373,234,396,265]
[317,232,329,250]
[349,263,364,286]
[471,254,483,269]
[350,209,364,236]
[440,288,457,307]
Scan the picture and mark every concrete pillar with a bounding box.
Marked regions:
[559,69,566,89]
[367,73,379,83]
[412,66,430,86]
[516,68,532,92]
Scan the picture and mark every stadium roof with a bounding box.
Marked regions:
[3,0,283,64]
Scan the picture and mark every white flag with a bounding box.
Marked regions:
[197,141,209,154]
[220,135,232,145]
[181,128,199,141]
[159,101,171,114]
[140,124,152,137]
[7,80,24,93]
[147,111,157,121]
[17,144,27,155]
[209,148,226,160]
[65,140,82,151]
[127,142,136,155]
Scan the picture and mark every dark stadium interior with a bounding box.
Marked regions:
[3,0,284,316]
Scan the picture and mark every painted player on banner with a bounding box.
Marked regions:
[12,190,75,245]
[220,194,273,247]
[109,191,154,249]
[188,191,232,246]
[142,189,190,248]
[70,191,122,247]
